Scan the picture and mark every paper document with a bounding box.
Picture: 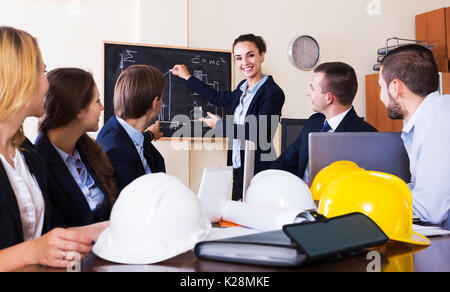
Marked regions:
[413,224,450,237]
[222,201,304,231]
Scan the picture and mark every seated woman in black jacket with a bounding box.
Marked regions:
[35,68,119,227]
[0,26,106,272]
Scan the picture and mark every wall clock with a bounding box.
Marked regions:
[288,35,320,71]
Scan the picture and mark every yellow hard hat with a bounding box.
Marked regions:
[318,171,430,246]
[310,161,364,201]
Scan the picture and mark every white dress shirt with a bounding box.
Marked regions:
[401,91,450,224]
[302,107,353,184]
[0,149,45,241]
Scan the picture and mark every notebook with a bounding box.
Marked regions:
[195,213,389,267]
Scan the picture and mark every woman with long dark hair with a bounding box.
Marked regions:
[0,26,104,271]
[35,68,119,227]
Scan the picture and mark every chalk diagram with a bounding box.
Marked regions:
[158,69,225,128]
[119,50,227,129]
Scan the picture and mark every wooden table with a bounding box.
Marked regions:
[15,235,450,272]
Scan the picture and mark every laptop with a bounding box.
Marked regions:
[197,141,256,222]
[308,132,411,183]
[197,166,233,223]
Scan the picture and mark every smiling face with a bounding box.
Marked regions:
[233,41,265,80]
[307,72,330,113]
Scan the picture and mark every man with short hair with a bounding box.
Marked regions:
[271,62,377,184]
[97,65,166,192]
[379,44,450,225]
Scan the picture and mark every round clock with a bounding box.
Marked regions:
[288,35,320,71]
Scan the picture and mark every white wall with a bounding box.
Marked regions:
[1,0,448,192]
[0,0,140,141]
[187,0,449,119]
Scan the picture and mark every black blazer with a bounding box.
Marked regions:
[186,75,285,174]
[35,133,110,227]
[0,139,65,250]
[97,116,166,192]
[271,108,378,178]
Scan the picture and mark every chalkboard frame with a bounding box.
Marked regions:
[102,41,234,140]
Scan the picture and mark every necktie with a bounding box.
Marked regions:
[75,158,104,211]
[142,132,153,173]
[320,121,332,132]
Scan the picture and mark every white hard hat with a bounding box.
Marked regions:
[93,173,211,265]
[245,170,316,211]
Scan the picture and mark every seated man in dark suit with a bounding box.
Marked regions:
[97,65,166,192]
[271,62,377,183]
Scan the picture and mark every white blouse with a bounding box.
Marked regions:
[0,149,45,241]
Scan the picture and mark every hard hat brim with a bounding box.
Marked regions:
[390,231,431,246]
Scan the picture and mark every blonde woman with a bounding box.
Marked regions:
[0,26,106,271]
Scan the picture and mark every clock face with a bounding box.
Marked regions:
[288,36,320,70]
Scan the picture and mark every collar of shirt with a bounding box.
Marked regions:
[402,91,440,135]
[52,144,82,165]
[239,74,269,94]
[326,106,353,131]
[116,116,145,149]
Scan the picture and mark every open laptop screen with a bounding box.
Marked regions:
[308,132,411,183]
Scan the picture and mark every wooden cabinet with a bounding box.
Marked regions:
[416,7,450,72]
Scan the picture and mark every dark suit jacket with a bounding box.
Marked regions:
[186,75,285,174]
[97,116,166,192]
[0,139,65,250]
[35,133,110,227]
[271,108,378,178]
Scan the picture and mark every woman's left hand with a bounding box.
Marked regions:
[200,112,220,129]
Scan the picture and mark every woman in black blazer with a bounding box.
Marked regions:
[172,34,285,200]
[35,68,119,227]
[0,27,105,272]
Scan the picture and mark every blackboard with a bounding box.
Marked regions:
[103,42,232,137]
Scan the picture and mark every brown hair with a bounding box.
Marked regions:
[114,65,165,119]
[232,34,267,54]
[40,68,119,207]
[381,44,439,97]
[314,62,358,106]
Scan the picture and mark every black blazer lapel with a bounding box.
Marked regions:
[110,117,146,175]
[35,134,93,218]
[0,162,23,242]
[245,76,273,116]
[335,107,358,132]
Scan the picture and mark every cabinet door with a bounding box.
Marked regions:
[447,8,450,59]
[366,73,403,133]
[416,8,448,72]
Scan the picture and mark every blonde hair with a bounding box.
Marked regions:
[0,26,44,147]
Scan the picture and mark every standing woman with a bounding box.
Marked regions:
[35,68,119,227]
[0,27,103,272]
[172,34,285,201]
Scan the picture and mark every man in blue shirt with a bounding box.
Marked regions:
[379,44,450,226]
